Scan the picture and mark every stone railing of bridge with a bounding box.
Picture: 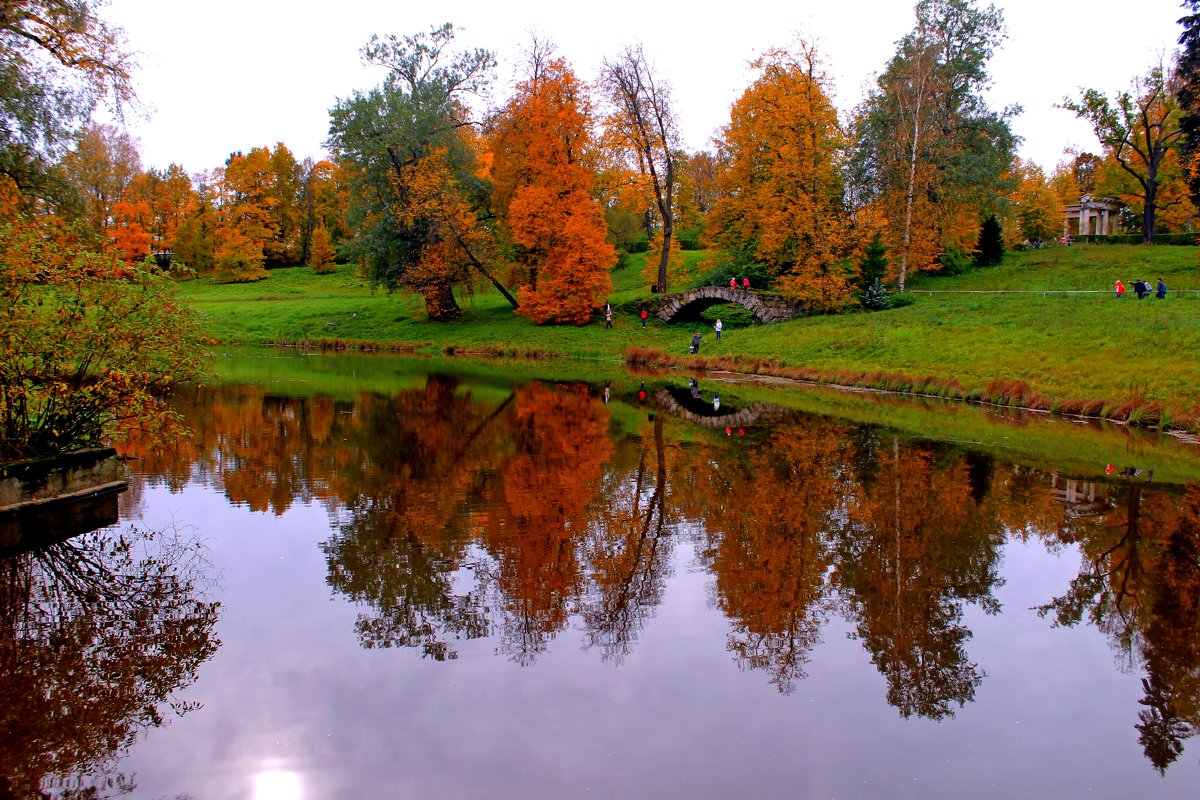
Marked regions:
[655,285,804,323]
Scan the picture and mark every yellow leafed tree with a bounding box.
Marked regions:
[709,42,851,311]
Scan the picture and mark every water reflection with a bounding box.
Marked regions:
[1038,478,1200,772]
[131,375,1200,772]
[0,523,220,797]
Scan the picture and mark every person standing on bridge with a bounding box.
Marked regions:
[742,277,750,289]
[730,276,737,289]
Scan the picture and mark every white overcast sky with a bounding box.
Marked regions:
[104,0,1187,175]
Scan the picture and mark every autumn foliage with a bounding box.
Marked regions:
[138,375,1200,759]
[710,44,851,310]
[490,57,615,324]
[0,215,209,459]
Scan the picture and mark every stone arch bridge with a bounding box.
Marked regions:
[656,286,804,323]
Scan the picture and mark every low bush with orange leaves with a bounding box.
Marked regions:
[0,216,210,460]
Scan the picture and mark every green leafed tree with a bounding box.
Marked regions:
[0,1,135,206]
[1062,62,1184,244]
[327,23,516,321]
[973,214,1003,265]
[1176,0,1200,206]
[856,232,892,310]
[851,0,1017,290]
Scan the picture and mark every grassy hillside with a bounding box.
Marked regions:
[180,243,1200,426]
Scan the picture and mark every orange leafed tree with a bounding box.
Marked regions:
[212,149,276,282]
[490,54,614,324]
[299,159,347,266]
[59,123,141,244]
[1007,159,1063,244]
[308,221,335,273]
[710,42,850,311]
[125,164,198,255]
[392,143,498,320]
[107,199,151,262]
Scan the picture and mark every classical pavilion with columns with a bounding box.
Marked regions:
[1062,194,1123,238]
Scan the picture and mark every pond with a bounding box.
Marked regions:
[6,348,1200,798]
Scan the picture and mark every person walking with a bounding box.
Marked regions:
[604,302,613,328]
[1134,280,1148,299]
[714,318,723,341]
[1113,279,1125,298]
[690,332,702,354]
[640,307,648,328]
[1157,277,1167,299]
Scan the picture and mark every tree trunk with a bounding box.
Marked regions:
[453,231,520,309]
[1142,164,1158,245]
[420,280,462,321]
[900,90,923,293]
[657,216,672,293]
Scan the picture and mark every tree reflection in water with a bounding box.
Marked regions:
[150,376,1200,771]
[1039,481,1200,772]
[320,378,616,665]
[0,523,220,798]
[830,437,1004,719]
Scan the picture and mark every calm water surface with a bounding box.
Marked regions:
[7,351,1200,798]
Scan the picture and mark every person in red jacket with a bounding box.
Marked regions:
[729,276,737,288]
[640,308,648,328]
[1113,279,1125,298]
[742,277,750,289]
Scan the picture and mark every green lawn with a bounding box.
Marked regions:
[179,243,1200,425]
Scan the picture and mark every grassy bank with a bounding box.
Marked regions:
[181,243,1200,427]
[210,346,1200,484]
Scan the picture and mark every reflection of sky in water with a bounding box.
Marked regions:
[252,769,302,800]
[110,479,1199,799]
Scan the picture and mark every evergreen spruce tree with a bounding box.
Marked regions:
[974,215,1004,266]
[857,232,892,310]
[861,279,892,311]
[1179,1,1200,205]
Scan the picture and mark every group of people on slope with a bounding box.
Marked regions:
[1113,278,1167,299]
[604,302,651,328]
[603,301,724,356]
[689,318,724,353]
